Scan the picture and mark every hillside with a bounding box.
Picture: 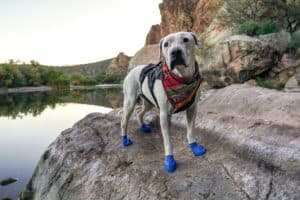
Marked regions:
[50,58,113,77]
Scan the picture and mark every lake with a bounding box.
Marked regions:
[0,88,123,200]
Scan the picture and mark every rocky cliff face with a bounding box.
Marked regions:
[145,0,222,45]
[105,52,130,75]
[136,0,300,89]
[19,84,300,200]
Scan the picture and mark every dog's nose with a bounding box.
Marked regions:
[171,49,182,58]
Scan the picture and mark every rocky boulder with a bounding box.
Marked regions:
[19,84,300,200]
[105,52,130,75]
[285,66,300,92]
[267,53,300,83]
[199,34,286,88]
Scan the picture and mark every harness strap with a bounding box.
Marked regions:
[139,63,162,107]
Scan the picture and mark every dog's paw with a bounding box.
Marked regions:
[189,142,206,156]
[164,155,176,172]
[140,124,151,133]
[122,135,133,147]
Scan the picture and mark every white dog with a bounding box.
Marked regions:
[121,32,206,172]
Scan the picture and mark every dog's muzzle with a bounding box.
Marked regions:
[170,49,186,69]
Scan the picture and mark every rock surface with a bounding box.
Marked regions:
[199,34,283,88]
[267,54,300,83]
[129,44,160,69]
[105,52,130,75]
[19,84,300,200]
[145,24,162,45]
[145,0,222,45]
[285,66,300,92]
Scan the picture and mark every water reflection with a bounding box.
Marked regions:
[0,88,123,199]
[0,88,123,118]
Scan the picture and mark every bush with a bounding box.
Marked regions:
[238,20,280,36]
[287,31,300,53]
[225,0,299,33]
[70,73,84,85]
[70,73,98,86]
[0,64,71,89]
[81,76,98,85]
[102,74,126,83]
[255,77,285,90]
[238,20,261,36]
[257,21,280,35]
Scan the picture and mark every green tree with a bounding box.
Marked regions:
[81,76,97,85]
[225,0,300,33]
[225,0,269,25]
[8,59,15,64]
[30,60,40,66]
[267,0,300,33]
[11,67,26,87]
[70,73,84,85]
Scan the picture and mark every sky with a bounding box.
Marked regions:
[0,0,162,65]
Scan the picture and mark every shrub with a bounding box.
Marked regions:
[287,31,300,54]
[257,21,280,35]
[238,20,261,36]
[51,75,70,90]
[255,77,285,90]
[81,76,98,85]
[70,73,84,85]
[238,20,280,36]
[102,74,126,83]
[225,0,299,33]
[0,64,71,89]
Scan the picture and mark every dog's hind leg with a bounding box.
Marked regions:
[121,74,140,147]
[137,100,152,133]
[121,96,137,146]
[186,104,206,156]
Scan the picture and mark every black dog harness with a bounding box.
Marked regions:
[139,62,163,108]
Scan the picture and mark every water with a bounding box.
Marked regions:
[0,88,123,200]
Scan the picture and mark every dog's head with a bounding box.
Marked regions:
[159,32,202,71]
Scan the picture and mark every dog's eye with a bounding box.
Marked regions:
[163,42,169,47]
[183,38,189,43]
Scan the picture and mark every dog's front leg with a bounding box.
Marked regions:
[186,104,206,156]
[160,110,176,172]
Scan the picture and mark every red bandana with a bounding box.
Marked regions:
[161,63,202,113]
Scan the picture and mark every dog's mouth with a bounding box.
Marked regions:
[170,57,186,70]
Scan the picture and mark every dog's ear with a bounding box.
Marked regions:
[159,38,164,61]
[190,33,202,49]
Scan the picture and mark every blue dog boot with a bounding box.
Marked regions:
[189,142,206,156]
[122,135,132,147]
[140,123,151,133]
[164,155,176,172]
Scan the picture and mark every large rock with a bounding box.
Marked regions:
[105,52,130,75]
[285,66,300,92]
[258,31,290,55]
[197,84,300,172]
[129,44,160,69]
[145,0,223,45]
[267,53,300,83]
[145,24,161,45]
[19,84,300,200]
[199,35,282,88]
